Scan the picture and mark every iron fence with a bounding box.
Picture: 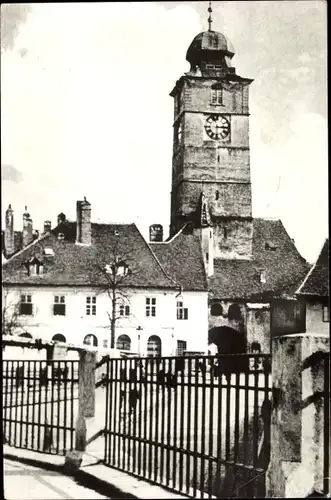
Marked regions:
[323,352,330,496]
[103,353,272,498]
[2,360,79,455]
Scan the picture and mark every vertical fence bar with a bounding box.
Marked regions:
[118,359,123,469]
[178,357,185,493]
[70,361,75,451]
[148,358,154,480]
[132,359,138,474]
[63,361,68,454]
[154,358,160,483]
[37,362,43,451]
[192,357,199,497]
[105,358,111,465]
[208,356,215,499]
[18,363,24,448]
[122,359,128,472]
[142,358,148,478]
[25,361,30,448]
[200,357,207,498]
[166,358,172,487]
[186,357,192,495]
[172,358,179,491]
[9,362,15,446]
[225,365,231,465]
[252,362,259,467]
[324,354,330,495]
[112,359,118,466]
[234,371,240,463]
[243,365,249,465]
[215,356,223,496]
[160,358,166,485]
[4,362,9,444]
[31,361,37,450]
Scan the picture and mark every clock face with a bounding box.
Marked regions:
[205,115,230,140]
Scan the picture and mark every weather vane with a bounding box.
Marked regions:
[208,1,213,31]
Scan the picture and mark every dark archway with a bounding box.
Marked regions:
[52,334,66,343]
[83,334,98,347]
[208,326,246,354]
[116,334,131,351]
[19,333,32,339]
[147,335,162,357]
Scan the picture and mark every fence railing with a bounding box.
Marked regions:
[2,360,79,455]
[323,352,330,496]
[103,353,272,499]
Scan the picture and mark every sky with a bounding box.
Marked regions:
[1,1,328,264]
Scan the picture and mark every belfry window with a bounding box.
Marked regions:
[211,89,223,106]
[215,191,219,201]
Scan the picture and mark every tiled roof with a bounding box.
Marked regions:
[150,229,208,292]
[296,239,329,298]
[2,222,176,289]
[208,218,310,301]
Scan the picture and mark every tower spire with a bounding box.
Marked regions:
[208,1,213,31]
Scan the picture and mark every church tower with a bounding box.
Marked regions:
[170,4,254,259]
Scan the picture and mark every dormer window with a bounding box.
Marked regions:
[265,241,277,251]
[259,270,267,283]
[105,260,130,277]
[43,247,54,257]
[25,257,43,276]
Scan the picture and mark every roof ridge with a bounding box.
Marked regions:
[2,232,52,265]
[133,224,178,288]
[295,237,328,295]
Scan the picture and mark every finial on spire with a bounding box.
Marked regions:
[208,1,213,31]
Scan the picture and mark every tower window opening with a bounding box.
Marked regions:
[217,154,220,163]
[206,252,209,262]
[215,191,219,201]
[224,226,228,239]
[211,89,223,106]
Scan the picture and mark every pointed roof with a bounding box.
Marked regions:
[150,226,208,291]
[296,239,329,298]
[2,222,176,289]
[208,218,309,301]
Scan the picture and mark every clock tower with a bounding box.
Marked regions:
[170,11,254,260]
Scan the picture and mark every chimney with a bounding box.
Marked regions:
[22,206,34,247]
[57,213,66,225]
[76,197,91,246]
[44,220,52,233]
[149,224,163,242]
[5,204,15,257]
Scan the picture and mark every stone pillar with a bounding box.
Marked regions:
[65,349,96,470]
[266,333,330,498]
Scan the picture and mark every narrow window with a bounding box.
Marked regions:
[53,295,66,316]
[323,305,329,322]
[206,252,209,262]
[224,226,228,239]
[86,296,96,316]
[211,89,223,106]
[215,190,219,200]
[177,301,188,320]
[146,297,156,317]
[176,340,187,356]
[119,304,130,317]
[20,295,33,316]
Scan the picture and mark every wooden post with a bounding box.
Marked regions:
[65,349,96,470]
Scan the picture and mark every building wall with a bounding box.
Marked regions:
[246,305,271,354]
[2,286,208,356]
[305,301,329,334]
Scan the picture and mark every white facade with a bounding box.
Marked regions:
[2,285,209,357]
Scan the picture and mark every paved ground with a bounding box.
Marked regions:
[4,458,108,500]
